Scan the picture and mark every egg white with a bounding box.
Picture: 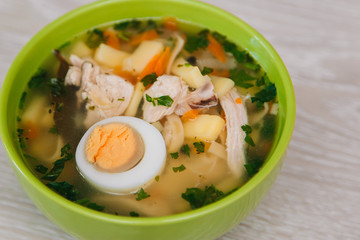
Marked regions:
[75,116,166,194]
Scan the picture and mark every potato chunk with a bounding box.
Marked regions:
[183,114,225,141]
[210,76,235,98]
[122,40,164,74]
[171,57,210,88]
[94,43,130,68]
[69,41,93,58]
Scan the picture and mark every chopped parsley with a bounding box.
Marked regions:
[140,72,158,87]
[17,128,26,149]
[49,125,59,135]
[145,94,174,107]
[56,102,63,112]
[193,141,205,154]
[181,185,231,209]
[245,62,260,71]
[28,68,47,89]
[155,175,160,182]
[260,114,277,140]
[251,83,277,105]
[35,164,48,174]
[129,211,140,217]
[48,78,66,97]
[181,144,190,157]
[76,198,105,211]
[17,116,21,122]
[201,67,213,75]
[19,92,27,110]
[136,188,150,201]
[241,125,255,147]
[117,97,125,101]
[86,28,107,49]
[244,161,263,177]
[42,144,73,181]
[114,19,141,30]
[184,30,209,53]
[211,32,246,63]
[88,106,95,111]
[173,164,186,173]
[229,69,256,89]
[46,181,78,201]
[170,152,179,159]
[58,41,71,50]
[23,153,38,161]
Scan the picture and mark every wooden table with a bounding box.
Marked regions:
[0,0,359,239]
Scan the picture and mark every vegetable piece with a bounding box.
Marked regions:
[211,69,230,78]
[173,164,186,172]
[151,121,163,132]
[183,114,225,141]
[103,30,121,50]
[46,181,78,201]
[114,66,137,85]
[49,125,59,135]
[251,83,277,104]
[207,34,226,62]
[136,188,150,201]
[244,161,263,177]
[212,32,246,63]
[207,141,227,160]
[130,29,159,46]
[235,98,242,104]
[162,114,184,153]
[193,141,205,154]
[181,144,190,157]
[35,165,48,174]
[171,57,210,88]
[154,46,171,76]
[19,92,27,110]
[48,78,66,97]
[76,198,105,211]
[94,43,130,68]
[138,54,161,81]
[181,185,225,209]
[129,211,140,217]
[124,82,145,116]
[42,144,73,181]
[123,40,164,75]
[210,75,235,98]
[70,41,94,58]
[181,109,201,121]
[164,17,178,31]
[28,68,47,89]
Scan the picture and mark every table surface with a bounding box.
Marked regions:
[1,0,359,239]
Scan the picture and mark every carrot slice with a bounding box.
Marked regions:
[181,109,201,121]
[207,34,226,63]
[235,97,242,104]
[103,30,121,50]
[164,17,178,31]
[137,53,161,81]
[210,69,230,78]
[114,65,138,85]
[130,29,159,46]
[154,46,171,76]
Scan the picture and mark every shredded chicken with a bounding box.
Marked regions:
[143,75,188,123]
[64,54,134,128]
[220,88,248,177]
[175,81,218,115]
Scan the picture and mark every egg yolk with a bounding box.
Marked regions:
[85,122,145,172]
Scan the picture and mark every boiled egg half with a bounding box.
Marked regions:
[75,116,166,194]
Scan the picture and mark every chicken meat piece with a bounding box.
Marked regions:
[220,88,248,177]
[143,75,188,123]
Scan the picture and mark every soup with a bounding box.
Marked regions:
[16,17,278,217]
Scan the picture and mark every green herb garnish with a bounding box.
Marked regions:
[212,32,246,63]
[170,152,179,159]
[251,83,277,104]
[181,185,227,209]
[260,114,277,139]
[181,144,190,157]
[58,41,71,50]
[48,78,66,97]
[88,106,95,111]
[114,19,141,30]
[155,175,160,182]
[241,125,255,147]
[201,67,213,75]
[42,144,73,181]
[35,165,48,174]
[184,30,209,53]
[17,116,21,122]
[193,141,205,154]
[173,164,186,173]
[129,211,140,217]
[19,92,27,110]
[136,188,150,201]
[229,69,256,89]
[140,72,158,87]
[56,102,63,112]
[49,125,59,135]
[145,94,174,107]
[86,28,107,49]
[117,98,125,101]
[244,161,263,177]
[28,68,47,89]
[46,181,78,201]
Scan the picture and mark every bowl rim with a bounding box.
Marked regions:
[0,0,296,226]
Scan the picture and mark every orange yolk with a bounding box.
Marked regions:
[85,123,145,172]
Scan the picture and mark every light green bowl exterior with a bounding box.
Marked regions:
[0,0,296,239]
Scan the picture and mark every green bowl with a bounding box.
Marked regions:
[0,0,295,239]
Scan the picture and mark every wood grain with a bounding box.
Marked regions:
[0,0,359,239]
